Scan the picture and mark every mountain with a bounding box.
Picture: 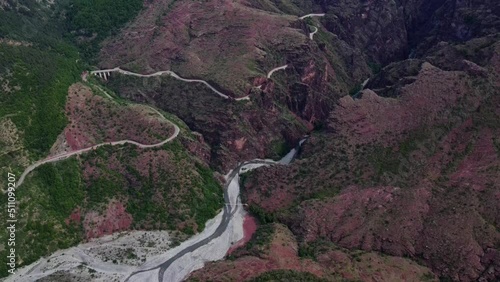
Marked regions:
[0,0,223,277]
[1,0,499,281]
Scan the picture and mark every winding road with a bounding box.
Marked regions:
[91,68,251,101]
[299,13,324,40]
[123,159,278,282]
[14,104,180,191]
[92,65,295,99]
[267,65,288,78]
[89,12,326,104]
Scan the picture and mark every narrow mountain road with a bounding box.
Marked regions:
[299,13,323,43]
[267,65,288,78]
[123,157,285,282]
[13,105,180,191]
[123,139,306,282]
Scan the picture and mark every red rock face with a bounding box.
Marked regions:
[99,0,307,97]
[244,166,299,213]
[182,134,212,164]
[252,77,267,88]
[77,133,221,234]
[55,82,220,244]
[83,201,133,239]
[192,224,325,281]
[86,0,499,279]
[97,0,369,173]
[233,137,248,152]
[246,115,500,280]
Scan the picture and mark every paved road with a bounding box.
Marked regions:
[309,26,319,40]
[123,159,277,282]
[267,65,288,78]
[299,13,325,20]
[13,105,180,191]
[123,139,306,282]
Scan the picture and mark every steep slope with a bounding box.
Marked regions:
[98,0,378,171]
[234,38,500,281]
[402,0,500,55]
[99,0,337,97]
[1,0,499,280]
[96,1,499,280]
[0,83,223,276]
[0,1,226,277]
[106,73,309,171]
[99,0,500,173]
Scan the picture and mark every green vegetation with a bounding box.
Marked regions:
[0,0,69,44]
[80,141,224,232]
[68,0,142,34]
[298,243,316,260]
[0,0,85,165]
[365,126,449,185]
[0,139,224,277]
[309,187,341,200]
[420,272,437,281]
[368,146,401,180]
[0,3,85,277]
[36,160,85,220]
[239,170,254,190]
[298,240,341,261]
[250,270,327,282]
[398,128,442,158]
